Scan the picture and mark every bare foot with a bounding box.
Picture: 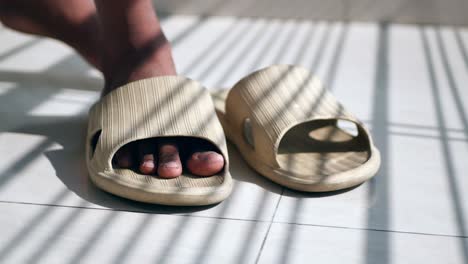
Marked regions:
[95,0,225,178]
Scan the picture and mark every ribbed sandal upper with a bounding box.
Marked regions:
[85,76,232,204]
[225,65,375,168]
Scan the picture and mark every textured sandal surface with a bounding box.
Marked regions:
[86,76,232,205]
[212,65,380,192]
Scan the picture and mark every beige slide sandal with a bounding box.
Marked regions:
[86,76,232,205]
[212,65,380,192]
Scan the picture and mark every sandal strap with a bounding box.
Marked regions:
[87,76,228,172]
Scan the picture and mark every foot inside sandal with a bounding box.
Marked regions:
[86,76,232,205]
[106,136,226,178]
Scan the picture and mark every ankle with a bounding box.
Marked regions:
[101,33,177,95]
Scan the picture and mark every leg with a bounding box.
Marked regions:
[0,0,225,178]
[94,0,176,93]
[0,0,100,69]
[95,0,224,178]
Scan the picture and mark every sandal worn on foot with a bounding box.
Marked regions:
[212,65,380,192]
[86,76,232,205]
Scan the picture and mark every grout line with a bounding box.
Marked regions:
[254,188,284,264]
[0,199,466,239]
[0,199,272,223]
[274,221,468,239]
[388,131,467,142]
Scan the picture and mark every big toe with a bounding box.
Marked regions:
[187,151,224,177]
[158,144,182,178]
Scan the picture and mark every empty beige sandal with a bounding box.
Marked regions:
[213,65,380,192]
[86,76,232,205]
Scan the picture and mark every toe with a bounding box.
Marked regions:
[114,144,134,168]
[138,142,157,175]
[157,144,182,178]
[187,151,224,177]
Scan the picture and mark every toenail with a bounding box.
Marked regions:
[199,152,223,162]
[143,161,154,167]
[162,161,179,168]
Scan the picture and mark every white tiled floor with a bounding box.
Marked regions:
[0,15,467,263]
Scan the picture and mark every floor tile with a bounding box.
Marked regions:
[257,223,467,264]
[0,202,268,264]
[273,129,468,236]
[273,24,468,237]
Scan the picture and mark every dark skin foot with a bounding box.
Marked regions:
[0,0,225,178]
